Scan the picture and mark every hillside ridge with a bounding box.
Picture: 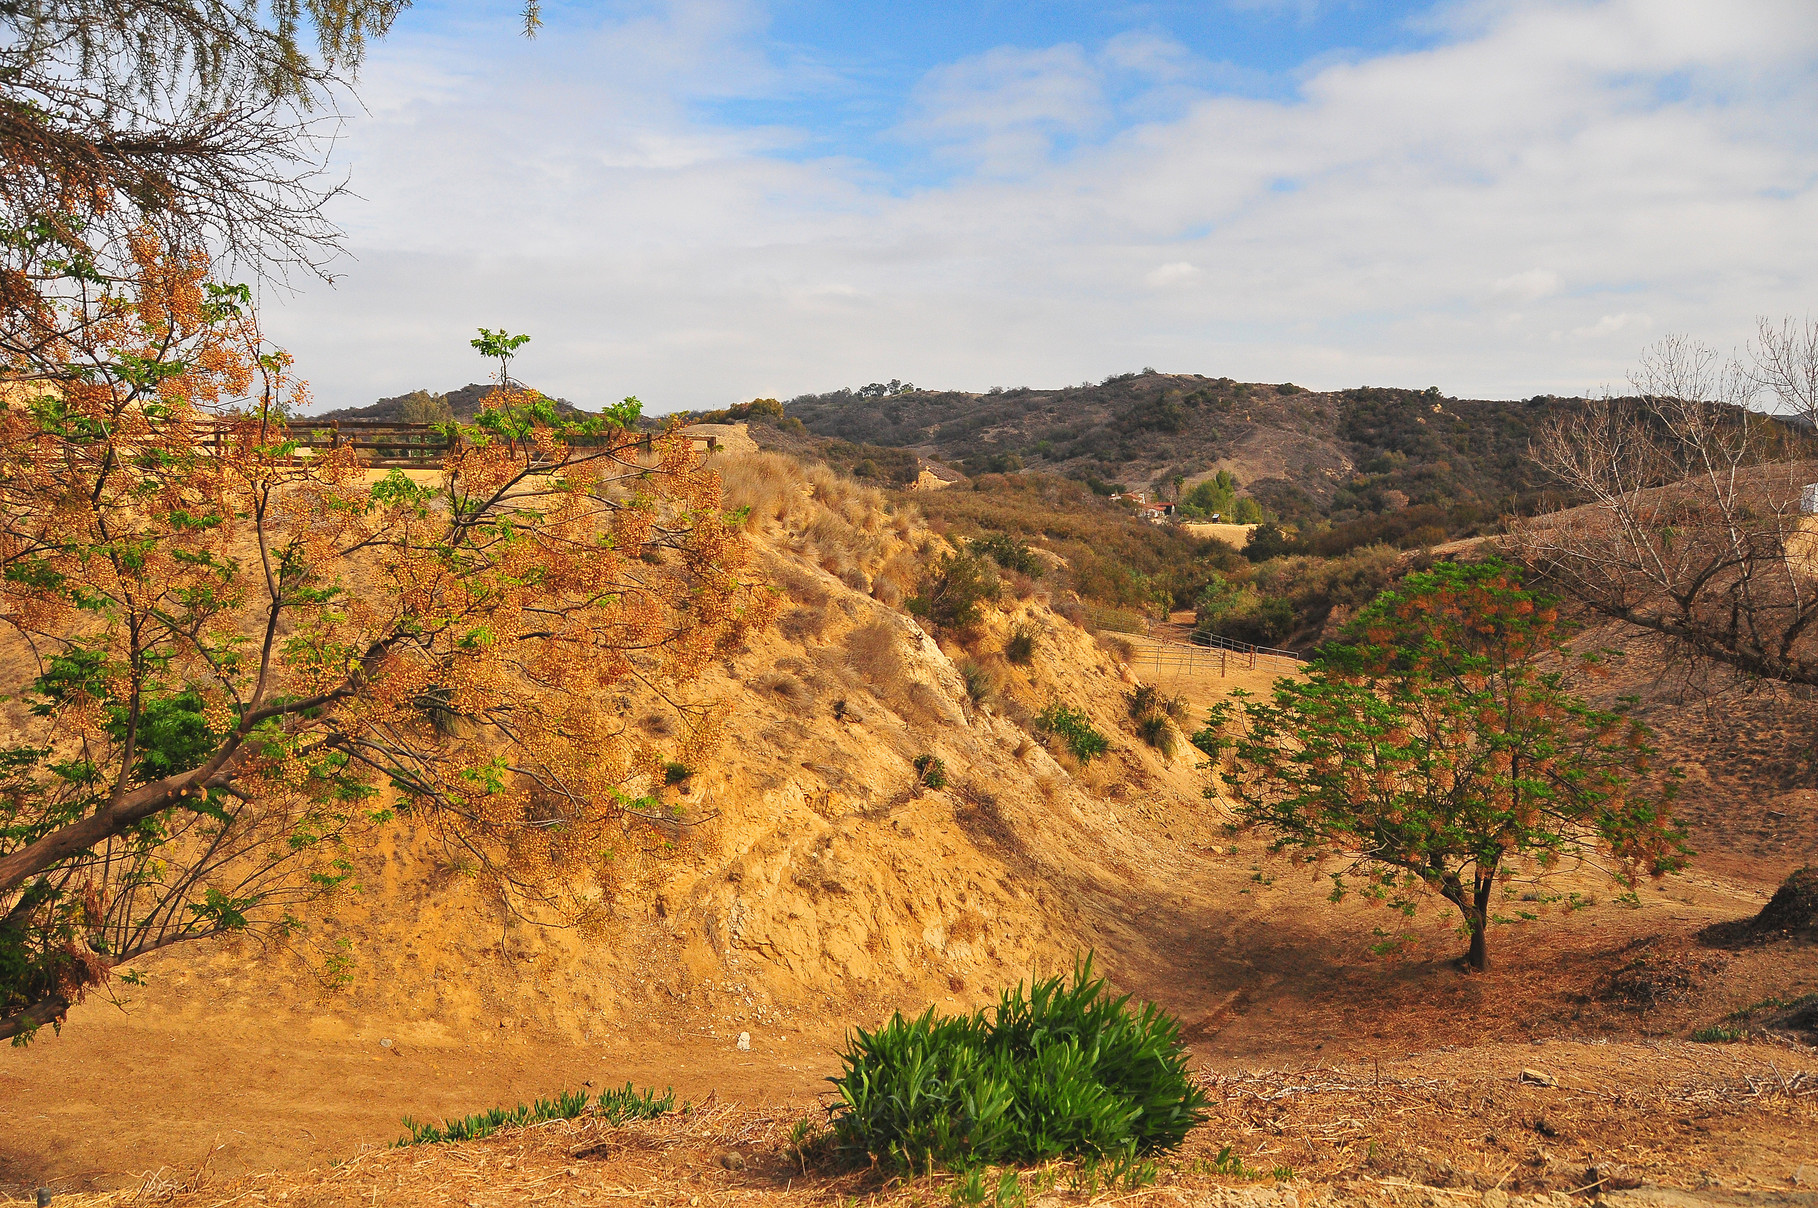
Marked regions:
[780,373,1576,524]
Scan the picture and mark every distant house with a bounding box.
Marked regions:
[1139,502,1176,524]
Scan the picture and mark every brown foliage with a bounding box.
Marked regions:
[0,245,769,1038]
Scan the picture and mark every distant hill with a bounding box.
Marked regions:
[317,383,585,423]
[784,374,1580,525]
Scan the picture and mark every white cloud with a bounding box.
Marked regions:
[1146,261,1204,288]
[1571,312,1653,339]
[270,0,1818,412]
[1493,269,1563,300]
[901,44,1107,175]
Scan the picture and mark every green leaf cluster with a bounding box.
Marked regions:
[828,957,1207,1171]
[1035,701,1108,764]
[397,1082,678,1146]
[907,548,1001,632]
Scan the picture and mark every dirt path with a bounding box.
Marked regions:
[0,1001,842,1192]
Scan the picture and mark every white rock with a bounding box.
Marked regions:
[736,1031,751,1051]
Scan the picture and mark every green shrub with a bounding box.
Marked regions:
[827,957,1208,1171]
[1126,686,1185,758]
[1004,625,1037,665]
[398,1083,676,1145]
[1231,497,1267,524]
[595,1082,680,1124]
[1242,522,1301,563]
[1126,685,1188,726]
[959,659,995,705]
[914,753,949,789]
[971,534,1045,578]
[1690,1025,1746,1043]
[1036,701,1109,763]
[1134,714,1175,758]
[908,549,1001,631]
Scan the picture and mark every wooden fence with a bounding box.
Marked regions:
[194,419,722,469]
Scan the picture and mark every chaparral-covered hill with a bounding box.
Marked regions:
[780,374,1579,526]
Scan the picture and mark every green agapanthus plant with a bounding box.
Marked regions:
[1194,559,1688,971]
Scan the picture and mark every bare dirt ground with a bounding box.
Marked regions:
[1180,522,1260,547]
[3,819,1811,1200]
[13,1036,1815,1208]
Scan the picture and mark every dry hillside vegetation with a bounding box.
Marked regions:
[2,453,1816,1204]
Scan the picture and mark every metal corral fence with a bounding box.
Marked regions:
[1121,632,1302,678]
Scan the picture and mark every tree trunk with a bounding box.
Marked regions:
[1466,915,1489,972]
[1466,867,1497,972]
[1442,866,1496,972]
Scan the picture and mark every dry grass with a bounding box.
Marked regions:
[845,619,904,683]
[719,453,915,591]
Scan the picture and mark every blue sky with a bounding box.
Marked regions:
[705,0,1442,176]
[270,0,1818,414]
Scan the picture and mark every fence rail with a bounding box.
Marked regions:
[191,419,721,470]
[1183,630,1301,663]
[1120,631,1301,680]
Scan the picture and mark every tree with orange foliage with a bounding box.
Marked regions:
[1194,560,1687,971]
[0,242,771,1041]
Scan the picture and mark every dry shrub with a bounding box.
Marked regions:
[847,621,908,696]
[1702,865,1818,947]
[947,909,988,944]
[874,549,923,604]
[807,466,885,527]
[900,680,948,727]
[1595,946,1727,1009]
[1096,631,1135,663]
[719,454,910,583]
[757,671,816,713]
[778,607,827,642]
[768,560,831,608]
[1035,773,1062,803]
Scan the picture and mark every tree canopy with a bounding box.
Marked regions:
[1195,559,1687,971]
[0,246,771,1040]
